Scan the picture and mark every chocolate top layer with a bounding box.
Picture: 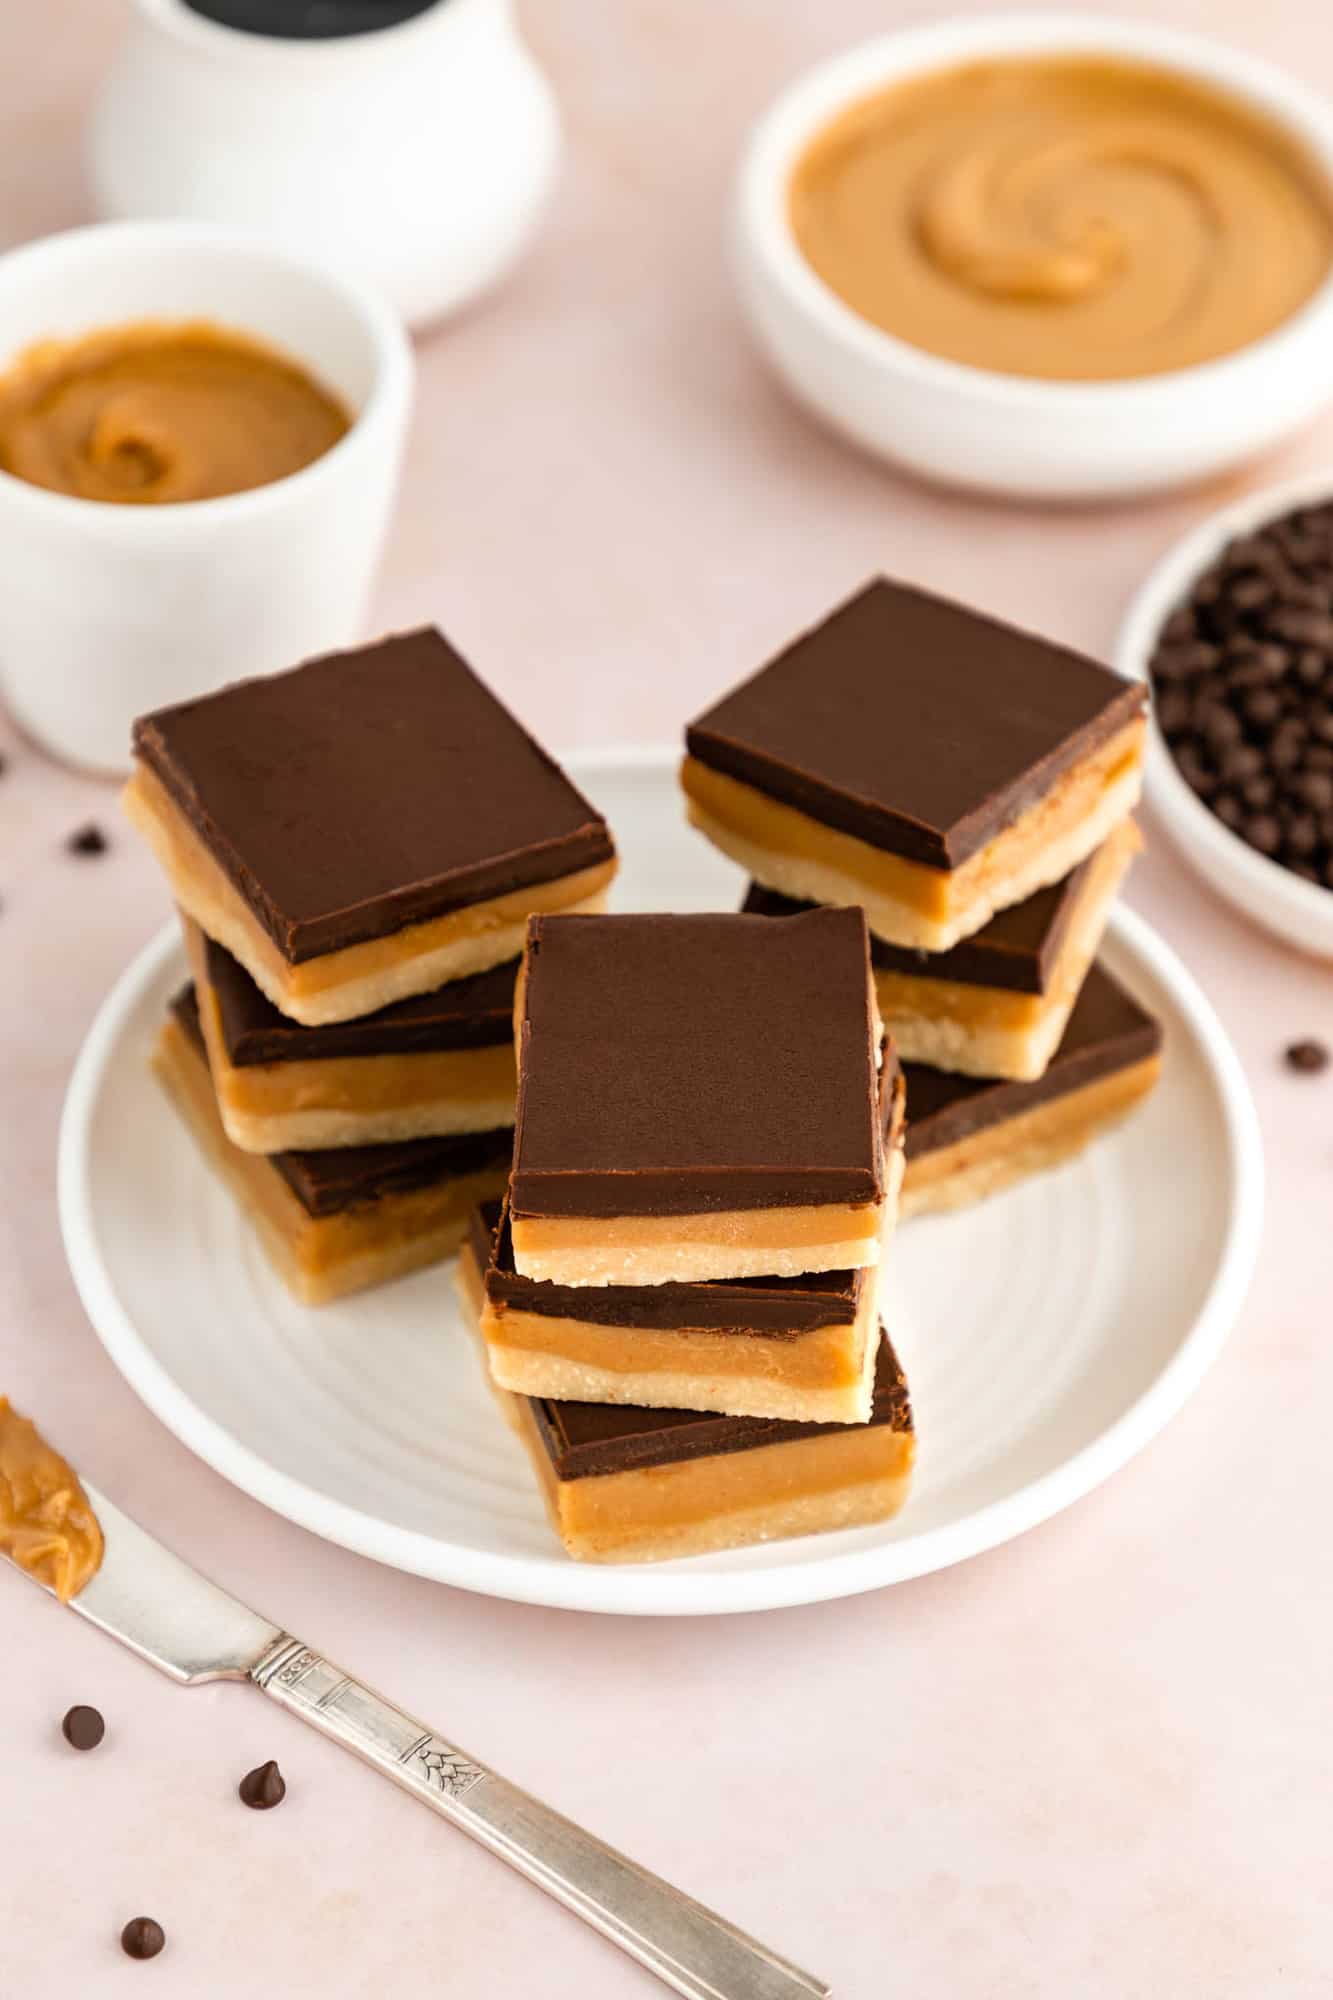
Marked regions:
[135,629,615,964]
[510,910,887,1219]
[205,935,518,1066]
[904,959,1162,1156]
[687,578,1145,870]
[172,986,513,1215]
[743,848,1099,995]
[478,1195,866,1336]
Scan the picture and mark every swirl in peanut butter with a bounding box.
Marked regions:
[0,320,350,504]
[0,1397,103,1601]
[789,57,1333,381]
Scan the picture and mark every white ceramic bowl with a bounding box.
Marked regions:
[1117,472,1333,960]
[735,12,1333,499]
[0,219,413,775]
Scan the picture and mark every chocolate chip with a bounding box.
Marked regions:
[239,1759,286,1809]
[61,1704,105,1750]
[1244,813,1282,856]
[120,1918,165,1961]
[1286,813,1320,857]
[1285,1039,1329,1073]
[1242,688,1282,728]
[1297,770,1333,813]
[67,823,108,857]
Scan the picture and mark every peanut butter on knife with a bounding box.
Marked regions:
[0,1397,103,1601]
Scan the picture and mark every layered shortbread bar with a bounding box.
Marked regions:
[509,910,892,1287]
[155,987,512,1303]
[127,629,617,1026]
[901,961,1163,1217]
[482,1070,900,1421]
[742,820,1139,1082]
[185,922,518,1152]
[684,578,1146,952]
[458,1206,915,1563]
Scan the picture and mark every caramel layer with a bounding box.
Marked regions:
[902,1055,1161,1216]
[682,719,1144,951]
[515,1395,915,1563]
[482,1265,880,1425]
[127,762,616,1026]
[154,1017,509,1303]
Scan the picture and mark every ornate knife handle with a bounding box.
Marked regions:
[254,1640,829,2000]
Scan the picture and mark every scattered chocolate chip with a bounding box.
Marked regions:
[1284,1039,1329,1073]
[239,1759,286,1810]
[120,1918,165,1961]
[67,823,108,857]
[61,1704,105,1750]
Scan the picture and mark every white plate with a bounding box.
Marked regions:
[1116,470,1333,960]
[59,750,1263,1616]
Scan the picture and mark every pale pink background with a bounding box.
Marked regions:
[4,3,1333,1994]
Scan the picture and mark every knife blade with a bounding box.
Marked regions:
[13,1481,830,2000]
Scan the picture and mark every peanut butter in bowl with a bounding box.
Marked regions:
[789,55,1333,382]
[0,319,351,504]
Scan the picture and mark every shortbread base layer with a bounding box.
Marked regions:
[901,1056,1161,1217]
[189,945,517,1153]
[680,719,1144,952]
[509,1200,884,1288]
[482,1265,881,1425]
[154,1018,509,1304]
[126,762,616,1026]
[875,819,1140,1081]
[458,1236,912,1563]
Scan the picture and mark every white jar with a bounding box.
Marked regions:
[89,0,560,331]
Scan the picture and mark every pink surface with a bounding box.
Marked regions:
[3,3,1332,1994]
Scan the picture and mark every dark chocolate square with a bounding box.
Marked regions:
[205,935,518,1067]
[135,629,614,963]
[687,578,1144,870]
[509,909,885,1220]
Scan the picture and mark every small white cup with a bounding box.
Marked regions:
[0,219,414,774]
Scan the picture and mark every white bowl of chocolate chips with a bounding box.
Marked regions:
[1118,472,1333,959]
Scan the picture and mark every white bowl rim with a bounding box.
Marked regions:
[0,218,414,537]
[738,9,1333,410]
[57,749,1265,1618]
[1115,468,1333,944]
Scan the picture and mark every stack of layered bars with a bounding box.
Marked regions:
[681,577,1165,1217]
[460,906,917,1563]
[125,627,618,1305]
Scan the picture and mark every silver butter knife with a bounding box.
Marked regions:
[13,1483,829,2000]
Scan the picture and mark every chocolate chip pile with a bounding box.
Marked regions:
[1149,503,1333,886]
